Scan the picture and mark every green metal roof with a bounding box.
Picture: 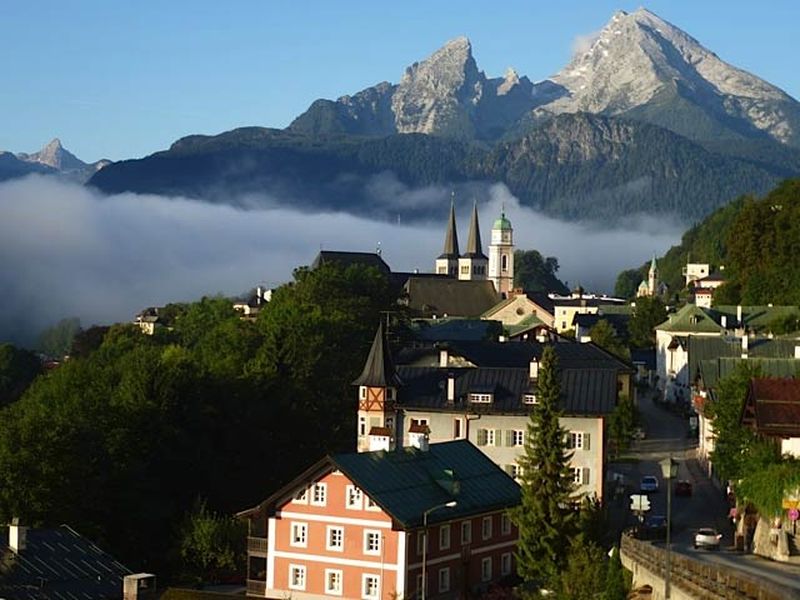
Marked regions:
[690,336,800,388]
[656,304,724,334]
[711,305,800,334]
[505,313,545,337]
[333,440,520,528]
[492,212,512,230]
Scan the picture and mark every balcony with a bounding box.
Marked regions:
[247,536,268,555]
[246,579,266,597]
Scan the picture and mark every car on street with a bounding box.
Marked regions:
[675,480,693,496]
[694,527,723,550]
[640,475,659,493]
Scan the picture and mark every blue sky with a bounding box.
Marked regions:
[3,0,798,162]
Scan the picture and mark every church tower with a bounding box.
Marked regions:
[458,200,488,280]
[648,255,659,295]
[488,210,514,298]
[435,197,460,277]
[353,322,400,453]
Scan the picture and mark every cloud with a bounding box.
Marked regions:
[0,176,683,346]
[571,31,601,57]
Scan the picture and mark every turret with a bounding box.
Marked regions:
[488,210,514,298]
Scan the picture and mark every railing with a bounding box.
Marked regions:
[247,536,268,554]
[246,579,266,597]
[621,533,795,600]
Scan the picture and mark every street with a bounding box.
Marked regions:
[608,388,800,594]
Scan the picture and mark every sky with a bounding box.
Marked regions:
[2,0,799,162]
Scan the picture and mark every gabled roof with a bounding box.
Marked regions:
[462,201,486,259]
[572,313,631,339]
[0,525,131,600]
[690,336,800,389]
[741,378,800,438]
[711,305,800,334]
[403,277,498,318]
[656,304,724,334]
[241,441,520,529]
[353,322,401,387]
[439,200,460,259]
[505,314,546,338]
[312,251,391,274]
[410,318,499,342]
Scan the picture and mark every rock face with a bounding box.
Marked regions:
[16,139,109,182]
[291,8,800,148]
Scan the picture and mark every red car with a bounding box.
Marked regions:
[675,480,693,496]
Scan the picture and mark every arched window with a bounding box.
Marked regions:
[501,255,508,273]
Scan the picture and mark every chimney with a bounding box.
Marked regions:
[256,286,263,305]
[439,349,449,368]
[741,334,749,359]
[721,315,727,329]
[529,358,539,381]
[737,305,743,327]
[123,574,157,600]
[9,517,26,553]
[446,374,456,405]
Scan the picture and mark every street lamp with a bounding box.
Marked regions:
[660,456,679,599]
[421,500,457,600]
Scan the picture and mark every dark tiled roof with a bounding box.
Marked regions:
[524,292,555,315]
[403,278,499,318]
[410,319,499,342]
[0,526,131,600]
[353,323,401,387]
[742,378,800,437]
[333,440,520,528]
[573,313,631,339]
[311,251,391,274]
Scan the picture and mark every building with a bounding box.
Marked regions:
[741,378,800,458]
[637,256,667,298]
[683,262,711,287]
[400,277,499,319]
[237,440,520,599]
[487,212,514,298]
[481,291,556,331]
[354,325,634,499]
[549,290,627,334]
[0,520,134,600]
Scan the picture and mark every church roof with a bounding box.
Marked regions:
[403,278,499,318]
[438,200,460,259]
[312,251,391,274]
[462,201,486,259]
[649,255,658,273]
[493,212,512,231]
[353,322,401,387]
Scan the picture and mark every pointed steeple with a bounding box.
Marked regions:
[439,194,460,259]
[649,254,658,274]
[353,322,400,387]
[463,200,486,258]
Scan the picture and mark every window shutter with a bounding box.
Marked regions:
[504,465,515,476]
[583,468,590,485]
[477,429,487,446]
[584,433,591,451]
[505,430,514,446]
[565,432,573,449]
[495,429,502,446]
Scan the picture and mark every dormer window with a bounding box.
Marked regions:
[523,393,538,405]
[470,393,493,404]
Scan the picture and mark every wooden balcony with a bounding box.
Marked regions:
[246,579,266,597]
[247,536,268,555]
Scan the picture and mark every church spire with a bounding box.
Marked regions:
[440,194,460,258]
[352,321,400,387]
[463,200,486,258]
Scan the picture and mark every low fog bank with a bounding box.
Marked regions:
[0,176,683,347]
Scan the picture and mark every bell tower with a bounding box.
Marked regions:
[488,210,514,298]
[353,322,400,452]
[458,200,488,280]
[435,195,460,277]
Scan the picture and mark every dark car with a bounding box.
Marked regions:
[632,515,669,540]
[675,480,693,496]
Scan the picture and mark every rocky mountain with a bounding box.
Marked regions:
[0,151,56,182]
[12,139,110,183]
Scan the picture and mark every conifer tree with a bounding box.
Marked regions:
[511,346,576,588]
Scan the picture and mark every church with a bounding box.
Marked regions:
[434,198,515,299]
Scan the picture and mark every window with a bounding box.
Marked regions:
[359,386,367,400]
[522,393,538,405]
[481,556,492,582]
[505,464,523,480]
[470,393,493,403]
[362,574,380,600]
[411,418,429,428]
[311,482,327,506]
[365,495,381,511]
[364,530,381,555]
[327,526,343,551]
[359,416,367,436]
[571,467,590,485]
[437,266,447,274]
[439,524,451,550]
[325,569,343,595]
[290,522,307,547]
[291,488,308,504]
[438,567,451,593]
[453,417,465,439]
[568,431,589,450]
[289,564,306,590]
[501,552,512,576]
[385,416,394,431]
[482,516,493,540]
[346,485,363,510]
[460,265,470,274]
[501,255,508,273]
[511,430,525,446]
[461,520,472,544]
[501,514,511,535]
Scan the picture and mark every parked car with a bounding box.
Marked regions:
[675,480,693,496]
[694,527,723,550]
[640,475,659,493]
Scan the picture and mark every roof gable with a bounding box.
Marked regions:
[742,378,800,437]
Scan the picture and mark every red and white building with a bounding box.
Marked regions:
[238,439,520,599]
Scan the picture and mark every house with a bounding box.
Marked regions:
[233,286,271,318]
[572,312,631,343]
[237,440,520,599]
[683,262,711,287]
[0,520,135,600]
[549,290,627,334]
[481,291,556,330]
[741,378,800,458]
[134,307,161,335]
[354,324,634,500]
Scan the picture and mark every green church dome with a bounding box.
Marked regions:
[493,212,512,230]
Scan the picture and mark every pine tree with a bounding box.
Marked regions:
[511,346,576,588]
[604,546,627,600]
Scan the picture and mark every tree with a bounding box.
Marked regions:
[614,269,644,299]
[556,538,607,600]
[36,317,81,357]
[604,546,627,600]
[0,344,41,407]
[514,250,569,294]
[511,347,576,588]
[589,320,630,361]
[628,296,667,348]
[608,395,637,457]
[178,498,246,583]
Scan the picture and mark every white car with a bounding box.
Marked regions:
[639,475,659,493]
[694,528,722,550]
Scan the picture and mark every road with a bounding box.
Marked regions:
[608,389,800,595]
